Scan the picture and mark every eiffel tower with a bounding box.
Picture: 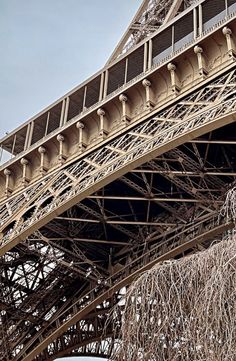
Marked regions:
[1,0,236,360]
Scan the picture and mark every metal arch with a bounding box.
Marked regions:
[0,68,235,246]
[34,320,116,360]
[3,122,236,358]
[33,301,119,360]
[1,68,236,256]
[18,214,234,361]
[1,69,234,358]
[1,4,236,361]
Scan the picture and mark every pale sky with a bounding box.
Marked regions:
[0,0,141,138]
[0,0,141,360]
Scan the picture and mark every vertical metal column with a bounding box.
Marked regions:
[24,124,31,151]
[99,72,105,101]
[171,25,175,53]
[193,7,198,38]
[27,121,34,148]
[198,4,203,35]
[11,135,16,158]
[143,43,148,72]
[60,99,66,127]
[124,58,128,83]
[225,0,228,16]
[45,112,50,137]
[148,39,153,70]
[63,97,70,124]
[83,86,87,110]
[103,70,109,99]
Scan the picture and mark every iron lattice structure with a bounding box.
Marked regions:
[107,0,196,63]
[1,0,236,360]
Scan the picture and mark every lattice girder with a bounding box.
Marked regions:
[1,119,236,360]
[106,0,195,64]
[0,68,236,256]
[1,3,236,359]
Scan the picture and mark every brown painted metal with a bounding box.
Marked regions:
[1,1,236,360]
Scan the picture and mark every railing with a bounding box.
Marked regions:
[0,66,235,253]
[1,89,236,256]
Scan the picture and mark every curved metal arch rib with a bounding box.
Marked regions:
[0,68,235,253]
[40,336,115,361]
[20,215,234,361]
[0,67,236,255]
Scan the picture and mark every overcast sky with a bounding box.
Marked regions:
[0,0,141,360]
[0,0,141,138]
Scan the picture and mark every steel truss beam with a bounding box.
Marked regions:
[106,0,194,64]
[0,68,235,244]
[89,195,221,203]
[1,130,235,360]
[15,213,234,361]
[0,65,236,360]
[1,68,236,256]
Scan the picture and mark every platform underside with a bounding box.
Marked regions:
[1,119,236,360]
